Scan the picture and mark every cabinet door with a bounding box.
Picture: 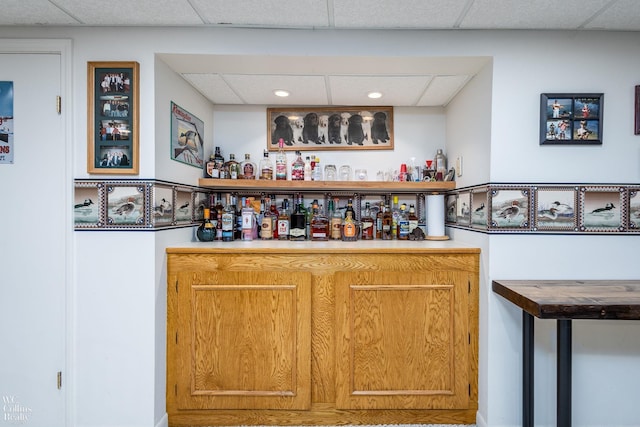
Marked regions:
[171,270,311,410]
[335,270,470,409]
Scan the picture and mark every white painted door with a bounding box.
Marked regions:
[0,52,66,426]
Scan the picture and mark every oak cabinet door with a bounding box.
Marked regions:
[170,270,312,410]
[335,270,470,409]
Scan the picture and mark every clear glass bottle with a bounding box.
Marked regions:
[213,146,225,179]
[360,202,375,240]
[435,149,447,181]
[269,194,280,239]
[196,208,216,242]
[397,203,410,240]
[225,153,240,179]
[240,153,257,180]
[291,150,305,181]
[261,196,273,240]
[375,200,384,239]
[391,195,400,239]
[241,198,255,240]
[221,194,235,241]
[275,138,288,180]
[304,156,312,181]
[259,149,273,180]
[330,198,342,240]
[341,210,358,241]
[277,198,290,240]
[312,156,323,181]
[310,201,329,241]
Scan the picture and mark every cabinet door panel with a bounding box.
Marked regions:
[173,271,311,410]
[335,270,469,409]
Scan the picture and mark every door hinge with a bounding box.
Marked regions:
[56,96,61,114]
[469,333,471,345]
[57,371,62,389]
[175,384,178,396]
[468,280,471,293]
[469,383,471,396]
[175,280,178,293]
[176,331,178,344]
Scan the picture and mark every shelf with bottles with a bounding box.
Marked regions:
[197,178,455,194]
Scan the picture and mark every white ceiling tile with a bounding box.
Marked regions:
[329,75,433,106]
[54,0,204,25]
[417,75,469,106]
[190,0,329,27]
[181,74,244,104]
[0,0,79,25]
[222,75,329,105]
[460,0,612,29]
[585,0,640,30]
[332,0,469,28]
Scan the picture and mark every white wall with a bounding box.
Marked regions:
[1,26,639,427]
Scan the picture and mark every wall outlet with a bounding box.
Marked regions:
[456,156,462,177]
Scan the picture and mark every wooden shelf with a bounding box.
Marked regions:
[198,178,455,194]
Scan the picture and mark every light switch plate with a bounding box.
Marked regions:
[456,156,462,177]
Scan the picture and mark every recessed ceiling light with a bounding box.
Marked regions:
[274,90,290,97]
[367,91,383,99]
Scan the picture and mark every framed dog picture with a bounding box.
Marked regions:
[87,61,140,174]
[267,106,394,151]
[540,93,603,145]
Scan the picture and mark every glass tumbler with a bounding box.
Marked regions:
[339,165,352,181]
[324,164,337,181]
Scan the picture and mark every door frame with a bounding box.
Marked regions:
[0,38,73,426]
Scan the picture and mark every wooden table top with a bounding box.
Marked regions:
[492,280,640,320]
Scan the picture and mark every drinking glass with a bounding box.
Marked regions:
[324,164,337,181]
[339,165,352,181]
[355,168,368,181]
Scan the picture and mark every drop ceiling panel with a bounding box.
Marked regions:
[460,0,612,29]
[585,0,640,30]
[0,0,79,25]
[181,74,244,104]
[417,75,470,106]
[329,76,434,106]
[54,0,204,25]
[332,0,469,28]
[222,75,329,105]
[189,0,329,27]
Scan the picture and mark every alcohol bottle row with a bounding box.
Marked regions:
[196,193,422,243]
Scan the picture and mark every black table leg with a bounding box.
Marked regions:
[523,311,534,427]
[557,319,572,427]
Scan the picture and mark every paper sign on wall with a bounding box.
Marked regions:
[0,81,14,164]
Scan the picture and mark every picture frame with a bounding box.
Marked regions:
[267,106,394,151]
[540,93,603,145]
[87,61,139,174]
[635,86,640,135]
[170,101,204,168]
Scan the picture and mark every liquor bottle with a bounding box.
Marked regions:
[375,200,384,239]
[261,196,273,240]
[240,153,257,180]
[196,208,216,242]
[330,198,342,240]
[304,156,312,181]
[345,198,356,219]
[408,204,419,234]
[312,155,323,181]
[221,194,235,242]
[225,153,240,179]
[205,154,217,178]
[435,148,447,181]
[213,146,225,179]
[269,194,280,239]
[277,199,290,240]
[275,138,288,180]
[341,210,358,241]
[241,198,255,241]
[259,149,273,180]
[213,193,223,240]
[310,200,329,241]
[391,195,400,239]
[397,203,410,240]
[360,202,375,240]
[291,151,305,181]
[381,204,393,240]
[290,202,306,241]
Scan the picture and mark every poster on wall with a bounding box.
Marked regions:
[0,81,14,164]
[170,101,204,168]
